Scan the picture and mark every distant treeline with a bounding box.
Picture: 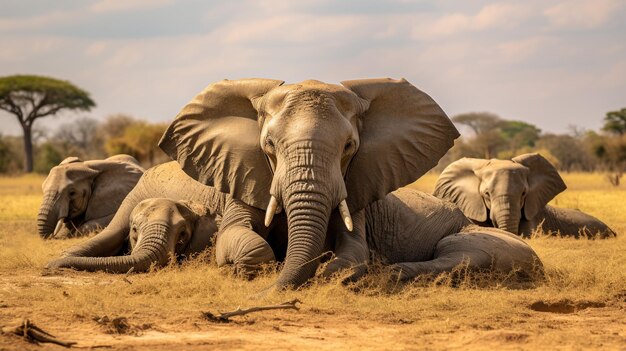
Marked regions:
[0,109,625,178]
[435,110,626,177]
[0,114,169,173]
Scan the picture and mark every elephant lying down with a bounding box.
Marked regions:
[433,153,616,238]
[46,162,543,282]
[38,154,144,239]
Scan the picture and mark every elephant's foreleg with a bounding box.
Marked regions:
[215,226,276,278]
[321,209,369,282]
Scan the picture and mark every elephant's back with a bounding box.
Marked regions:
[540,205,617,238]
[142,162,227,210]
[365,188,470,263]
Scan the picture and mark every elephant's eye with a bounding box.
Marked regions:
[69,190,76,197]
[265,138,276,155]
[343,140,355,155]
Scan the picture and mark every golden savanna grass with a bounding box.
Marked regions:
[0,173,624,350]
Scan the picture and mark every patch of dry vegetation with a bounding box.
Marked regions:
[0,173,625,350]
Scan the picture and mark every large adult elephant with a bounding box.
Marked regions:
[433,153,616,238]
[38,155,144,239]
[156,78,462,289]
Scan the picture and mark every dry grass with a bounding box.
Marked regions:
[0,173,625,350]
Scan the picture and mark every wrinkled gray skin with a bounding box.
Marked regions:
[46,162,225,272]
[38,155,144,239]
[434,153,617,238]
[47,162,543,281]
[157,78,461,289]
[362,189,543,280]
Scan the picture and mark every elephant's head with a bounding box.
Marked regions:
[46,199,217,273]
[38,156,143,239]
[159,78,459,288]
[433,153,566,234]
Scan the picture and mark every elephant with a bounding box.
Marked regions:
[155,77,534,289]
[433,153,617,238]
[38,155,144,239]
[362,188,543,281]
[47,197,217,273]
[47,161,543,282]
[45,161,270,273]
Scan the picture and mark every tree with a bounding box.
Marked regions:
[452,112,507,158]
[54,117,103,158]
[602,108,626,135]
[104,118,169,167]
[0,75,95,172]
[33,142,64,174]
[500,120,541,152]
[452,112,502,135]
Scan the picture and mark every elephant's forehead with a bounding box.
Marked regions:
[480,160,529,177]
[275,80,354,95]
[265,81,361,116]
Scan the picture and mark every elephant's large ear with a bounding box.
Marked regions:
[512,153,566,219]
[158,79,284,210]
[433,158,490,222]
[341,78,460,212]
[83,159,144,220]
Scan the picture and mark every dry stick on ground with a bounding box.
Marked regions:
[1,319,76,348]
[203,299,302,322]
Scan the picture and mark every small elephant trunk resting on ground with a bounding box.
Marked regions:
[48,196,218,273]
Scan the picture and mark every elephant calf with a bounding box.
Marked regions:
[433,153,617,238]
[47,198,217,272]
[38,155,144,239]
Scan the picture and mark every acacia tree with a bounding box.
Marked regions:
[602,108,626,135]
[0,75,95,172]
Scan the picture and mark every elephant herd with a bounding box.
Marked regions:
[41,78,616,290]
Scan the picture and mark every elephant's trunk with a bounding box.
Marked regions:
[276,179,332,289]
[491,195,521,234]
[274,142,344,289]
[49,223,171,273]
[38,191,60,239]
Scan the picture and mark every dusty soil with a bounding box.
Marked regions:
[1,272,625,350]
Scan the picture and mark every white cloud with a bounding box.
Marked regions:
[413,2,534,39]
[544,0,624,29]
[89,0,173,13]
[496,36,556,64]
[215,15,366,45]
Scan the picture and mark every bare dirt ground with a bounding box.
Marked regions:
[1,174,625,350]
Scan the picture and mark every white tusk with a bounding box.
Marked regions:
[338,200,353,232]
[265,196,279,227]
[52,218,66,238]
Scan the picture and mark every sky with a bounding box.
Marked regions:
[1,0,625,137]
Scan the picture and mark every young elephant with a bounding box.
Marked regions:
[48,198,217,273]
[433,153,616,238]
[38,155,144,239]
